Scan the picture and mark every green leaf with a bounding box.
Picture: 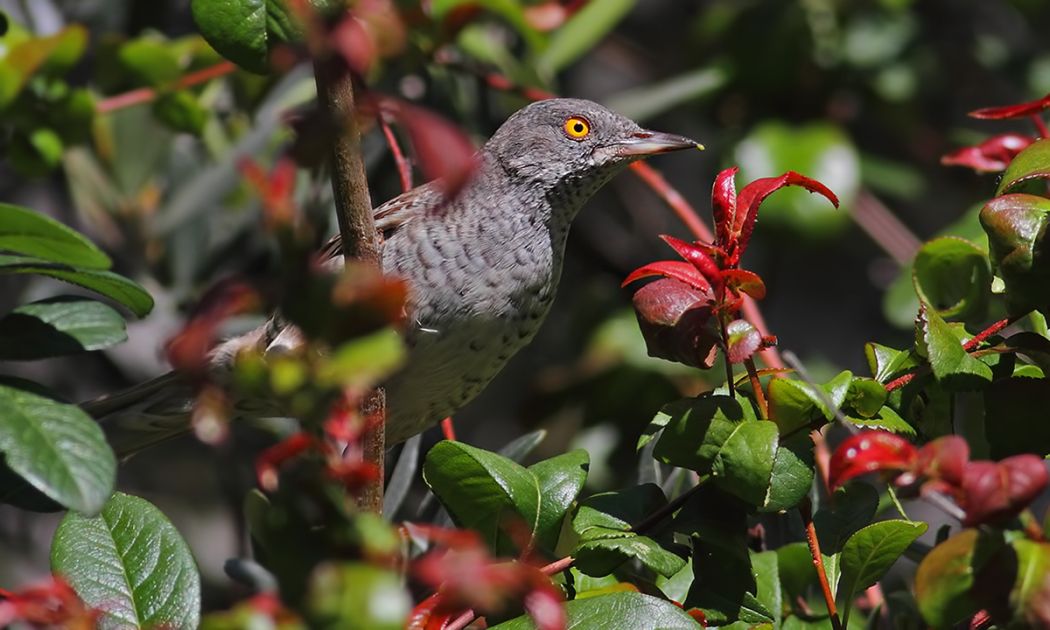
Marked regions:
[605,66,728,123]
[191,0,333,74]
[317,328,405,390]
[865,342,919,384]
[912,237,991,321]
[996,137,1050,195]
[306,563,409,630]
[734,121,858,239]
[0,203,110,268]
[0,26,87,107]
[153,91,208,135]
[0,380,115,515]
[490,591,701,629]
[845,405,916,437]
[761,432,815,513]
[537,0,636,76]
[528,449,589,552]
[980,193,1050,316]
[751,551,782,630]
[0,297,127,359]
[51,492,201,629]
[776,542,817,602]
[117,37,182,86]
[813,483,880,556]
[0,254,154,317]
[1008,539,1050,625]
[838,520,927,624]
[432,0,541,50]
[914,303,992,389]
[844,377,887,418]
[915,529,1006,628]
[571,484,685,578]
[653,394,778,504]
[423,442,587,555]
[768,371,851,434]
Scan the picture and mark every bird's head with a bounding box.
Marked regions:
[484,98,701,186]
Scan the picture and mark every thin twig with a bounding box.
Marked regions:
[440,417,457,441]
[379,113,414,191]
[800,498,843,630]
[541,555,576,575]
[445,609,478,630]
[95,61,237,114]
[744,358,768,419]
[1032,114,1050,139]
[312,55,385,513]
[628,161,715,243]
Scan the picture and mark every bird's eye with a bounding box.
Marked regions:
[563,116,590,140]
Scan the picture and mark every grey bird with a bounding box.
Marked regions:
[89,98,700,453]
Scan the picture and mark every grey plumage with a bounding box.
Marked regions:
[89,98,700,453]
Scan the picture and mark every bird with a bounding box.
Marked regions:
[87,98,701,454]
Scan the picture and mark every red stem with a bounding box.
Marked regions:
[440,417,457,441]
[801,499,843,630]
[886,316,1014,392]
[96,61,237,114]
[379,114,414,192]
[745,358,768,419]
[628,162,715,243]
[1032,114,1050,139]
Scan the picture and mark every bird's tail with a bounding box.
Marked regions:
[82,372,198,458]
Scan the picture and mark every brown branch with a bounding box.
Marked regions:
[95,61,237,114]
[312,56,385,513]
[800,499,843,630]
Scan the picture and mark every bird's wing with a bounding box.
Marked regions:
[318,182,441,263]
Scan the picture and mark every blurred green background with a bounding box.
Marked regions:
[1,0,1048,609]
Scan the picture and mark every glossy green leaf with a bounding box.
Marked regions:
[813,483,880,555]
[776,542,817,602]
[653,394,778,504]
[980,193,1050,316]
[51,492,201,629]
[0,255,154,317]
[572,484,685,578]
[423,441,587,555]
[915,303,992,389]
[190,0,316,74]
[761,432,815,513]
[996,137,1050,195]
[734,121,858,238]
[537,0,635,75]
[844,377,887,418]
[838,520,927,624]
[845,405,915,436]
[491,591,701,629]
[0,297,127,359]
[0,203,110,268]
[1007,539,1050,625]
[865,342,919,383]
[0,380,115,515]
[912,237,991,321]
[915,529,1005,628]
[751,551,781,630]
[768,371,851,434]
[306,563,409,630]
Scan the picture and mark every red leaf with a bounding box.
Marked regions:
[725,318,761,364]
[376,97,478,196]
[622,261,714,294]
[828,431,918,490]
[732,172,839,263]
[659,235,723,287]
[255,432,317,492]
[630,278,719,369]
[0,577,98,628]
[165,279,261,377]
[524,583,567,630]
[959,456,1048,526]
[916,435,970,486]
[720,269,766,300]
[239,157,298,227]
[941,133,1035,173]
[710,167,739,247]
[970,94,1050,120]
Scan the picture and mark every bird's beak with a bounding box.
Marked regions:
[605,131,704,157]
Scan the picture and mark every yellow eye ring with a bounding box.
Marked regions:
[563,116,590,140]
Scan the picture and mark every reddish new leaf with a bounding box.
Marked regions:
[711,167,739,247]
[524,583,567,630]
[828,430,918,490]
[732,172,839,263]
[630,278,719,369]
[0,577,98,629]
[725,318,761,364]
[377,97,478,196]
[958,456,1049,526]
[721,269,767,300]
[916,435,970,486]
[941,133,1034,173]
[970,94,1050,120]
[659,234,723,287]
[622,260,715,294]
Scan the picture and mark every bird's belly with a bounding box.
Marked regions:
[383,303,546,444]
